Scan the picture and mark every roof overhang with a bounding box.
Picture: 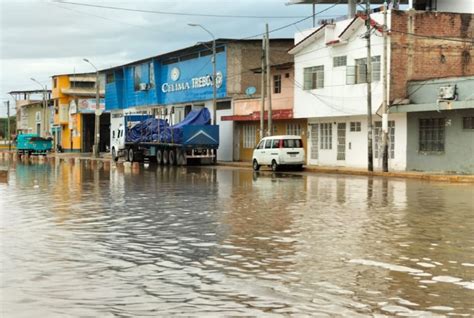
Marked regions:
[288,0,407,4]
[390,100,474,113]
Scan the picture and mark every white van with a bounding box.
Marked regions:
[252,135,305,171]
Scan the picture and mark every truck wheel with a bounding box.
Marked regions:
[112,147,118,162]
[169,150,176,166]
[271,160,278,172]
[253,159,260,171]
[156,150,163,165]
[128,148,135,162]
[163,150,169,165]
[177,150,186,166]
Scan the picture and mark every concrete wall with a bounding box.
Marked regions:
[406,109,474,173]
[390,10,474,100]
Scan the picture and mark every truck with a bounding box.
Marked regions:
[110,108,219,165]
[16,134,53,157]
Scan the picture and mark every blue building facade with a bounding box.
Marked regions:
[105,46,227,111]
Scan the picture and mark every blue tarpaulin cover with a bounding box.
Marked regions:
[126,108,211,144]
[160,108,211,144]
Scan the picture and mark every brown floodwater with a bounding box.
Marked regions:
[0,159,473,317]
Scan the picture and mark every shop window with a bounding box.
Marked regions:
[320,123,332,150]
[419,118,445,152]
[303,65,324,90]
[274,74,281,94]
[463,117,474,129]
[350,121,361,132]
[243,125,257,149]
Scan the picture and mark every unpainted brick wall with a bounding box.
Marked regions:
[390,10,474,101]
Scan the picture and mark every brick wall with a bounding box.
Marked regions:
[390,10,474,101]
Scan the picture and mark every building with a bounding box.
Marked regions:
[104,39,294,161]
[391,76,474,174]
[51,72,108,152]
[290,9,474,171]
[222,62,308,162]
[9,89,53,137]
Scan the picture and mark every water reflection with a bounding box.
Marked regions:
[0,159,473,317]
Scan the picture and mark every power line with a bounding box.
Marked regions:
[52,0,310,19]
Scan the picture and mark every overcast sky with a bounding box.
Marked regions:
[0,0,346,116]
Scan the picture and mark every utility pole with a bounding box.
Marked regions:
[31,78,48,138]
[260,32,266,139]
[265,23,273,136]
[365,0,374,172]
[5,101,11,151]
[381,2,389,172]
[83,58,101,158]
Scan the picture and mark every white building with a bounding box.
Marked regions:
[290,12,407,171]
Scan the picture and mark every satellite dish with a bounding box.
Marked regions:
[245,86,257,97]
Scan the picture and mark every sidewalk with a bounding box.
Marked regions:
[217,161,474,184]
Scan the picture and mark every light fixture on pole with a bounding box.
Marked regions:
[31,78,48,138]
[83,58,101,158]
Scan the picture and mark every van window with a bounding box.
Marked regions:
[283,139,303,148]
[272,139,280,148]
[264,139,272,148]
[257,140,265,149]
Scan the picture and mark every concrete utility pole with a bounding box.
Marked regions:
[265,23,273,137]
[382,2,389,172]
[365,0,374,172]
[5,101,11,150]
[83,58,101,158]
[31,78,48,138]
[260,32,266,139]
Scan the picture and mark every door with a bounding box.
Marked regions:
[337,123,346,161]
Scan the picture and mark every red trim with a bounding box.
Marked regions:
[326,39,340,45]
[221,109,293,121]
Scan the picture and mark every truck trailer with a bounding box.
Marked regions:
[110,108,219,165]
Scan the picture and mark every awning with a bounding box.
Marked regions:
[390,100,474,113]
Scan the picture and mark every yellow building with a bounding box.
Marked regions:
[51,72,108,152]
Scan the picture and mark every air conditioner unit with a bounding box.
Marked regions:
[438,85,456,100]
[139,83,148,91]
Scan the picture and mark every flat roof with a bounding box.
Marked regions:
[9,89,52,95]
[288,0,408,4]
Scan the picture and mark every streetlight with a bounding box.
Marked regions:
[188,24,217,126]
[83,58,101,158]
[31,78,48,138]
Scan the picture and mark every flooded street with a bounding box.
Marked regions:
[1,159,473,317]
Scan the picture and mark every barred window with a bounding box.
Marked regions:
[347,56,380,84]
[374,121,395,159]
[320,123,332,150]
[243,125,257,149]
[333,55,347,67]
[463,117,474,129]
[419,118,445,152]
[350,121,361,132]
[303,65,324,90]
[286,123,302,136]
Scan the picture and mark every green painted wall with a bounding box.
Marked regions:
[407,109,474,174]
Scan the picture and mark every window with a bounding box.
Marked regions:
[257,140,265,149]
[53,78,57,88]
[374,121,395,159]
[303,65,324,90]
[283,139,303,148]
[346,56,380,84]
[463,117,474,129]
[133,66,142,91]
[264,139,272,148]
[310,124,319,160]
[149,63,155,88]
[243,125,257,149]
[106,73,115,84]
[350,121,361,132]
[320,123,332,150]
[286,123,302,136]
[419,118,445,152]
[274,74,282,94]
[333,55,347,67]
[272,139,280,148]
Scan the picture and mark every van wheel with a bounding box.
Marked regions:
[156,149,163,165]
[163,150,169,165]
[169,150,176,166]
[271,160,278,172]
[128,148,135,162]
[112,147,118,162]
[252,159,260,171]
